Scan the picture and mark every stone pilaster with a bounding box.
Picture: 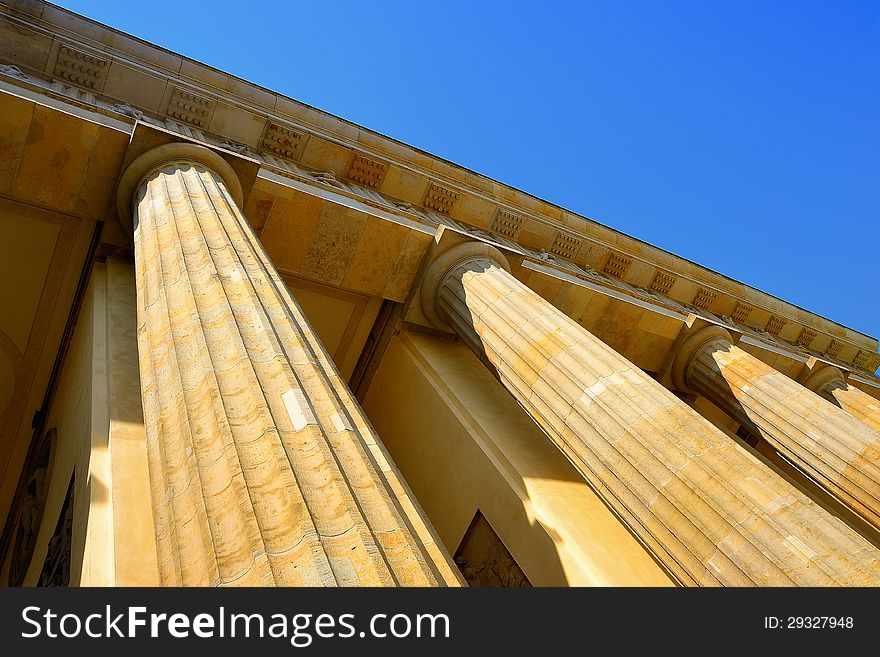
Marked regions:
[420,242,879,586]
[118,143,459,587]
[673,326,880,530]
[802,364,880,433]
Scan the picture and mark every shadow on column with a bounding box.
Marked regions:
[689,341,880,548]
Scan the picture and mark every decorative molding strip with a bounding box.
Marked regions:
[602,252,631,278]
[48,79,96,104]
[766,315,786,336]
[796,328,817,347]
[52,44,108,90]
[0,63,27,79]
[692,287,717,310]
[552,232,583,261]
[166,87,214,128]
[112,102,144,120]
[423,183,459,214]
[650,270,676,295]
[730,302,753,324]
[311,170,346,190]
[347,154,387,188]
[826,339,844,358]
[489,208,526,239]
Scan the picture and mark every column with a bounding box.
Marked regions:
[672,325,880,530]
[420,242,879,586]
[117,143,459,587]
[802,364,880,432]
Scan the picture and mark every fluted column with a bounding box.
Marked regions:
[802,364,880,432]
[420,242,879,586]
[117,143,459,587]
[673,326,880,530]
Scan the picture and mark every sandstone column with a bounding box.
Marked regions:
[420,242,879,586]
[802,363,880,433]
[117,143,459,587]
[672,326,880,530]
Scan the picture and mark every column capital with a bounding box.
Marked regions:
[116,142,243,235]
[420,241,509,330]
[801,362,847,393]
[671,324,733,394]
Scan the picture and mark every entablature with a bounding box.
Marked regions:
[0,0,877,378]
[406,221,880,388]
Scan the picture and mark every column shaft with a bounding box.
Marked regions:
[426,244,879,586]
[679,329,880,530]
[804,368,880,433]
[828,384,880,432]
[128,145,458,586]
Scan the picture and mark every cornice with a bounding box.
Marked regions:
[0,0,878,378]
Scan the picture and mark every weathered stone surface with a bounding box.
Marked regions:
[2,1,880,588]
[125,144,459,586]
[674,326,880,530]
[801,364,880,434]
[422,243,880,586]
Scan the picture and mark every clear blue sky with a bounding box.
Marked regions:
[59,1,879,345]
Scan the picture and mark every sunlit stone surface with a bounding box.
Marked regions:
[1,0,879,587]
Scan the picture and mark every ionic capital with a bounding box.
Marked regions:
[419,241,510,330]
[671,324,734,394]
[801,363,847,394]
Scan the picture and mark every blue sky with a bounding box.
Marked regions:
[60,1,879,344]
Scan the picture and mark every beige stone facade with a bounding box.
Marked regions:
[0,0,879,586]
